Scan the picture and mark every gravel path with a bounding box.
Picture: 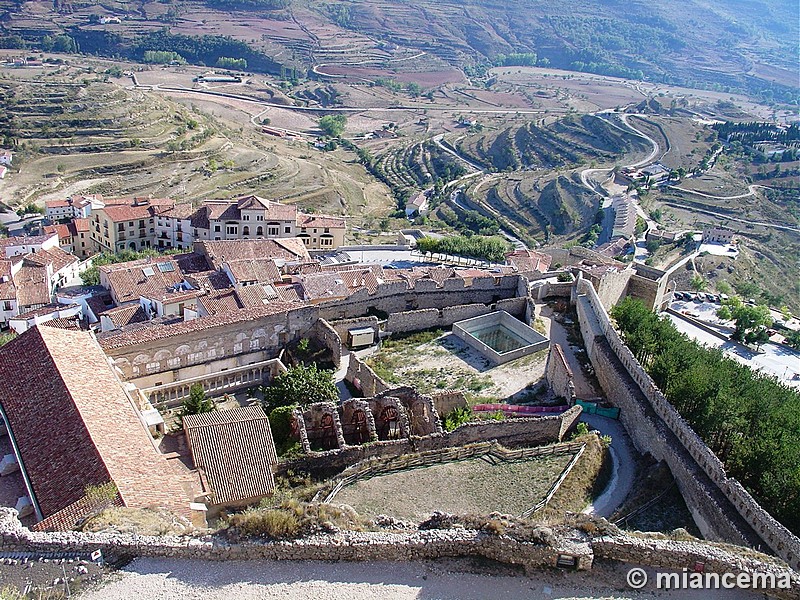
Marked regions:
[79,558,764,599]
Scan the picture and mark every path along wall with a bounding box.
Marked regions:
[573,277,800,571]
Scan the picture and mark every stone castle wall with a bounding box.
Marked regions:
[574,278,800,571]
[545,343,575,405]
[104,275,522,384]
[1,507,796,596]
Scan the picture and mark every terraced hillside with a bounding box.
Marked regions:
[455,115,652,172]
[0,69,393,223]
[462,173,598,245]
[0,0,795,101]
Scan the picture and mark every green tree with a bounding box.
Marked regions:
[179,384,215,424]
[318,114,346,138]
[690,275,707,291]
[262,364,338,412]
[268,405,299,455]
[718,299,773,346]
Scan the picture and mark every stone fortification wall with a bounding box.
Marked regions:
[594,535,799,600]
[3,507,796,595]
[530,280,573,301]
[0,508,589,572]
[429,391,468,418]
[345,354,390,397]
[545,344,576,405]
[573,278,800,571]
[104,275,522,382]
[317,275,521,322]
[105,305,319,383]
[311,319,343,368]
[386,304,490,334]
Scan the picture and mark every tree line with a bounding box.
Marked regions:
[416,235,510,264]
[610,297,800,535]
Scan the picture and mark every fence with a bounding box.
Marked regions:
[473,404,570,416]
[575,400,620,420]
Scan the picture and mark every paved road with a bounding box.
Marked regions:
[581,414,637,519]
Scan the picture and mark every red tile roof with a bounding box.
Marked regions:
[297,214,346,229]
[73,218,90,233]
[197,239,310,267]
[224,258,282,285]
[13,265,49,307]
[104,303,149,328]
[101,258,186,304]
[183,406,278,506]
[98,301,298,349]
[0,260,15,301]
[506,250,552,274]
[0,327,191,525]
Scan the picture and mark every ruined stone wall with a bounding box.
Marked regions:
[574,278,800,571]
[545,344,576,405]
[0,508,581,572]
[530,281,573,301]
[594,268,632,311]
[345,354,390,397]
[278,406,582,480]
[317,275,521,321]
[386,304,491,334]
[495,297,529,318]
[429,391,468,418]
[311,319,343,369]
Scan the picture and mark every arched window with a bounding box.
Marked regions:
[242,226,250,236]
[256,226,263,236]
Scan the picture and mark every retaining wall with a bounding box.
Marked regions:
[311,319,343,368]
[573,278,800,571]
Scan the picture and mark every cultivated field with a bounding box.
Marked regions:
[335,453,576,521]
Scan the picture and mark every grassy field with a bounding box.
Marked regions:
[366,330,548,401]
[334,453,576,521]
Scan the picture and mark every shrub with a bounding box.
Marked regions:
[227,507,300,539]
[443,406,473,431]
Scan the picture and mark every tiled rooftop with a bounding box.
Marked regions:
[0,327,190,526]
[183,406,278,506]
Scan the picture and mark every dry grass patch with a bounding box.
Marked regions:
[334,453,576,521]
[79,508,190,536]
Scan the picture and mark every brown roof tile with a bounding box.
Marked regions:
[101,258,186,304]
[183,406,278,506]
[224,258,282,285]
[0,327,190,524]
[98,301,298,349]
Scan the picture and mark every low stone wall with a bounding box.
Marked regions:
[495,297,528,318]
[430,391,468,418]
[278,406,583,480]
[385,303,491,334]
[330,316,381,350]
[311,319,343,368]
[0,508,594,572]
[345,354,390,397]
[594,535,799,600]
